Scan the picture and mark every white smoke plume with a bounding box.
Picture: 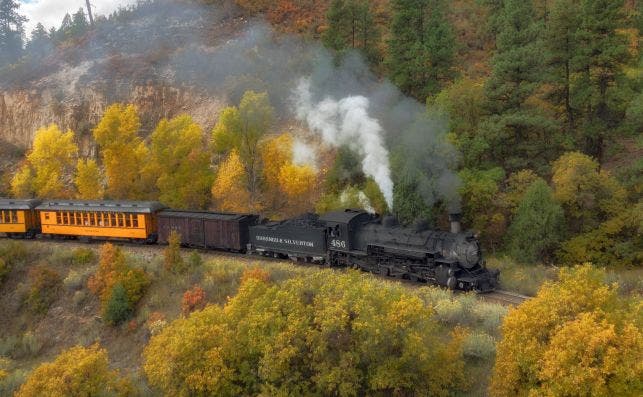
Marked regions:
[294,79,394,208]
[292,138,317,169]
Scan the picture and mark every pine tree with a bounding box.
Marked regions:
[387,0,456,99]
[545,0,581,130]
[482,0,560,173]
[573,0,631,163]
[25,23,52,59]
[70,8,88,38]
[104,283,132,325]
[322,0,379,64]
[0,0,27,66]
[508,179,565,263]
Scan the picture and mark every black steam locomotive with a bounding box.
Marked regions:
[249,209,498,292]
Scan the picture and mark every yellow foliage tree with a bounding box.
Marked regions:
[11,124,78,198]
[151,115,213,209]
[144,271,468,397]
[261,133,293,208]
[15,344,134,397]
[277,163,317,215]
[93,104,156,200]
[212,91,273,205]
[75,159,104,199]
[10,163,34,198]
[211,150,254,212]
[489,264,642,397]
[552,152,627,233]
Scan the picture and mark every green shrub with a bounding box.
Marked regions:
[164,231,187,274]
[472,302,508,335]
[72,248,96,266]
[188,252,203,269]
[0,368,27,396]
[63,269,89,291]
[0,241,28,267]
[72,290,87,308]
[104,283,132,325]
[462,332,496,360]
[24,265,62,314]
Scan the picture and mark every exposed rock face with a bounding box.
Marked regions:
[0,68,224,154]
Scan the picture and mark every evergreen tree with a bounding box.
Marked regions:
[0,0,27,66]
[508,179,565,264]
[25,23,52,59]
[70,8,88,38]
[103,283,132,325]
[387,0,456,99]
[482,0,560,173]
[322,0,379,64]
[545,0,581,130]
[573,0,631,163]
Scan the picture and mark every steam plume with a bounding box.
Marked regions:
[294,79,393,208]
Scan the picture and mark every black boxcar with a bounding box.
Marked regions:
[249,214,327,260]
[158,210,258,251]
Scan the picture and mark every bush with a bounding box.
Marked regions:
[490,264,642,397]
[188,251,203,268]
[63,269,89,291]
[462,332,496,360]
[471,302,507,335]
[181,285,206,315]
[103,283,133,325]
[88,243,150,324]
[144,271,469,396]
[14,344,135,397]
[0,369,27,396]
[0,241,28,263]
[25,265,62,314]
[163,230,187,274]
[71,248,96,266]
[0,332,45,359]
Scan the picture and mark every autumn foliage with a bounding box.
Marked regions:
[181,285,206,315]
[144,271,467,396]
[15,344,134,397]
[88,243,150,324]
[490,264,643,397]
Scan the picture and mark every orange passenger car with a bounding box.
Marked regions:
[36,200,165,242]
[0,199,42,238]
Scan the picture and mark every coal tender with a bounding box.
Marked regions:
[249,213,328,263]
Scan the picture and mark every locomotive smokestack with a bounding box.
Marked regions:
[449,213,462,234]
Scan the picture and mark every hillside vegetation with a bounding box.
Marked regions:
[0,0,640,395]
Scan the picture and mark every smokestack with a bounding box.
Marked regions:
[449,213,462,234]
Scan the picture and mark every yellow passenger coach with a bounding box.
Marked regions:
[0,198,42,238]
[36,200,165,243]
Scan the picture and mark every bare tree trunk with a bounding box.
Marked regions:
[86,0,95,26]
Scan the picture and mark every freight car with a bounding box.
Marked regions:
[157,210,258,252]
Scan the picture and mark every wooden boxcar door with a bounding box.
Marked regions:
[189,218,205,248]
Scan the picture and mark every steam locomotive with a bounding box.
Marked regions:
[250,209,498,292]
[0,199,498,292]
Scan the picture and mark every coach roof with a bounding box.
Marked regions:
[36,200,166,214]
[0,198,42,210]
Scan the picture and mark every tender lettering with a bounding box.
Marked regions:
[256,235,315,248]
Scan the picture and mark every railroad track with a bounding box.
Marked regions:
[5,238,529,305]
[481,289,530,306]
